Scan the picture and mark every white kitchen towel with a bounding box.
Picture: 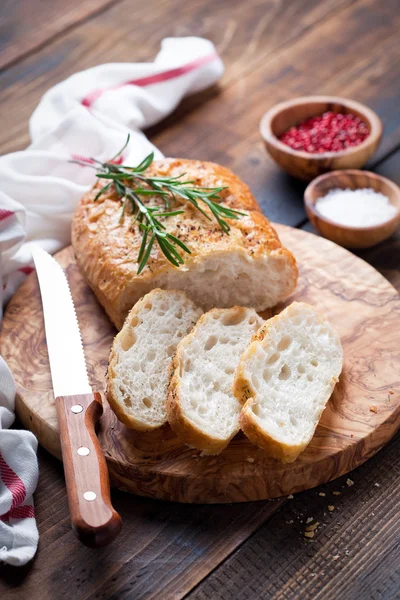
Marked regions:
[0,36,224,565]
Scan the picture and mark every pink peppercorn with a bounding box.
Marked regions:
[279,111,369,153]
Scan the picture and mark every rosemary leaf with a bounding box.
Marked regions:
[75,135,247,273]
[166,233,192,255]
[109,133,131,163]
[157,236,182,268]
[137,228,149,264]
[133,152,155,173]
[94,182,112,202]
[137,232,155,274]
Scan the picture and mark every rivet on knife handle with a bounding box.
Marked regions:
[56,392,122,547]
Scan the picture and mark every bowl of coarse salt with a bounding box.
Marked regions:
[304,170,400,249]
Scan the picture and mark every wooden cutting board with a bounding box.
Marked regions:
[1,225,399,503]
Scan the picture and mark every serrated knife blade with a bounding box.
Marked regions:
[31,245,122,547]
[31,245,92,398]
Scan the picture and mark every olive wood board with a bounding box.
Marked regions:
[1,225,399,503]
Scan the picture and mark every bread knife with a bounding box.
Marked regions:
[31,246,122,547]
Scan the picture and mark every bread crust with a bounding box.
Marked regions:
[234,302,342,463]
[72,158,298,329]
[107,292,158,431]
[167,307,252,455]
[107,288,202,431]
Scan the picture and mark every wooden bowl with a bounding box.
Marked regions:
[260,96,383,180]
[304,170,400,249]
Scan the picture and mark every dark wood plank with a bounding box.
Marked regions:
[148,0,400,222]
[2,0,399,225]
[0,445,284,600]
[187,432,400,600]
[0,0,382,228]
[0,0,352,153]
[0,0,124,71]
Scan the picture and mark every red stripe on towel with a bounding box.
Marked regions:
[0,209,15,221]
[0,452,27,509]
[71,154,123,166]
[81,52,218,108]
[18,266,34,276]
[0,505,35,522]
[71,154,95,164]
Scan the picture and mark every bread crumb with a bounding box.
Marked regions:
[328,505,335,512]
[346,478,354,487]
[306,517,313,524]
[389,390,394,394]
[369,404,377,413]
[332,554,340,561]
[332,491,341,496]
[319,492,326,497]
[288,494,294,499]
[306,522,319,532]
[345,549,349,555]
[246,457,255,463]
[304,531,314,539]
[374,483,380,487]
[350,434,354,438]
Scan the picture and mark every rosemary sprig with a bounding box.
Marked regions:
[71,135,246,274]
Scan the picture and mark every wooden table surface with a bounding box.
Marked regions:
[1,0,399,598]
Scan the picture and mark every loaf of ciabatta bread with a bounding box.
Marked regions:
[234,302,343,463]
[72,159,298,329]
[107,289,202,430]
[167,306,264,454]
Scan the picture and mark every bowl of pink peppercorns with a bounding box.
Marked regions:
[260,96,383,180]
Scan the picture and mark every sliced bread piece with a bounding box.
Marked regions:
[234,302,343,463]
[167,307,264,454]
[107,289,202,430]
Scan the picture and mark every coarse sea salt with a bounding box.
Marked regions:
[315,187,398,228]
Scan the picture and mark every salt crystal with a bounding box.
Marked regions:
[315,188,398,228]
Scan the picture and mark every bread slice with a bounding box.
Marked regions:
[234,302,343,463]
[107,289,202,430]
[72,158,298,329]
[167,306,264,454]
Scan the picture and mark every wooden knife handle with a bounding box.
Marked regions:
[55,392,122,547]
